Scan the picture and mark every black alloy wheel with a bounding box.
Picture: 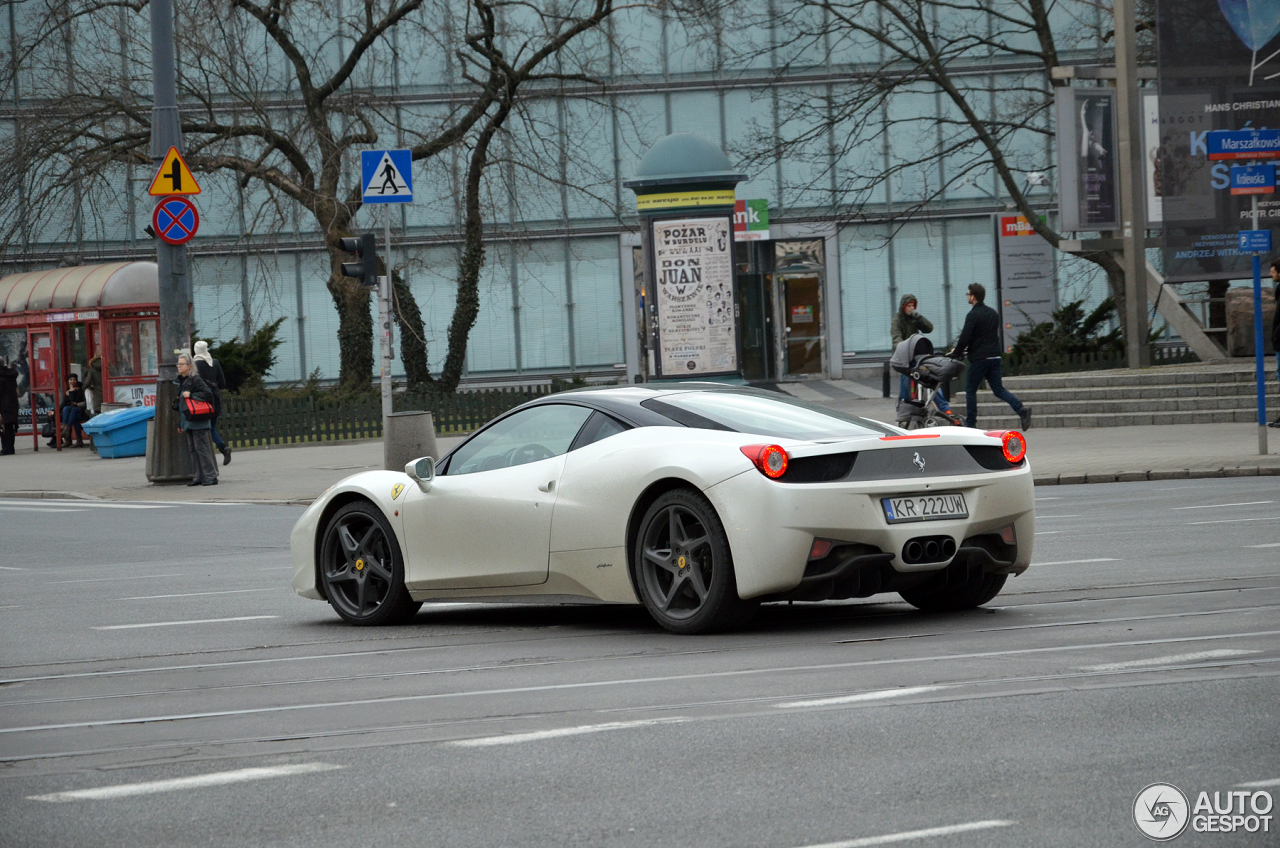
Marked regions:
[319,502,422,626]
[633,489,757,634]
[898,564,1007,612]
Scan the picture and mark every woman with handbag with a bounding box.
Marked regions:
[176,353,218,486]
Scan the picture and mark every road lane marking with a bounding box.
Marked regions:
[51,574,184,584]
[1036,514,1080,518]
[792,820,1015,847]
[1082,649,1261,672]
[0,566,25,571]
[0,506,82,513]
[92,616,278,630]
[450,719,685,748]
[0,501,176,510]
[116,588,280,601]
[1187,517,1271,525]
[1034,497,1061,500]
[1033,558,1119,566]
[1238,778,1280,789]
[6,630,1275,736]
[1173,501,1273,510]
[778,687,938,709]
[27,763,341,802]
[1034,531,1066,535]
[1246,543,1280,548]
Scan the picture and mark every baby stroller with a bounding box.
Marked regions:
[890,333,965,429]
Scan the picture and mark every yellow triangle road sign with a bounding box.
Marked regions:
[148,147,202,196]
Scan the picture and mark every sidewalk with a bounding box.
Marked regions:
[0,390,1276,503]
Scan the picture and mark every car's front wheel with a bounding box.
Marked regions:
[633,489,757,634]
[319,501,422,625]
[899,565,1007,612]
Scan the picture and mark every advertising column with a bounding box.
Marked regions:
[652,218,739,376]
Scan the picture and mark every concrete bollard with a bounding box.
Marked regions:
[385,410,439,472]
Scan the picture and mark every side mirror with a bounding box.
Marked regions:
[404,455,435,492]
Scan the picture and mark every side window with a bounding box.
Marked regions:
[446,404,594,475]
[571,411,631,450]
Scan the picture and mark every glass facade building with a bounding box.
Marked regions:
[2,1,1118,385]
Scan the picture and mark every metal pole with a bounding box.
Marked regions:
[1252,196,1269,455]
[147,0,193,481]
[381,214,392,426]
[1113,0,1150,369]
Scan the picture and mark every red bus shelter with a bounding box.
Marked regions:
[0,262,164,449]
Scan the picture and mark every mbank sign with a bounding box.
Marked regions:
[733,199,769,241]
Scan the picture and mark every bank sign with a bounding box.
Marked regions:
[733,199,769,241]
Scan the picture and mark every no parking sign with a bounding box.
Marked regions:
[152,196,200,245]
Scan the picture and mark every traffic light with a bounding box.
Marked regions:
[339,233,378,288]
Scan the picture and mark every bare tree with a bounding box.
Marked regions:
[723,0,1151,331]
[2,0,617,391]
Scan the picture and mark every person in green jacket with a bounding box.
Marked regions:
[891,293,936,403]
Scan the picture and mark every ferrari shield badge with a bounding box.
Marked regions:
[392,483,405,500]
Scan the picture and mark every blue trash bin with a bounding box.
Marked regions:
[81,406,156,458]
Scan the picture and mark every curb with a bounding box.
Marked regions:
[1034,466,1280,485]
[0,490,101,500]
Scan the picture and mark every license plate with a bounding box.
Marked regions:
[881,493,968,524]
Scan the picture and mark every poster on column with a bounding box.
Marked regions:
[1156,0,1280,281]
[652,217,738,376]
[994,215,1058,352]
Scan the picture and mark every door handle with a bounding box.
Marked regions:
[538,480,556,493]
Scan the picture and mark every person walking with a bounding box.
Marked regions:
[0,357,18,456]
[950,283,1032,430]
[82,355,102,416]
[193,340,232,464]
[892,294,934,403]
[1271,260,1280,428]
[176,353,218,486]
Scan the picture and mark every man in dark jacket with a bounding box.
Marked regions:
[0,357,18,456]
[1271,261,1280,427]
[950,283,1031,430]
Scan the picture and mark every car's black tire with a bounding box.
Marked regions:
[632,488,757,634]
[898,567,1007,612]
[319,501,422,626]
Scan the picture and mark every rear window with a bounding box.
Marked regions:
[641,391,896,440]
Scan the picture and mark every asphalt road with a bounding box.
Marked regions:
[1,478,1277,848]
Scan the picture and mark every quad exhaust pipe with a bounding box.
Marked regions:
[901,535,957,565]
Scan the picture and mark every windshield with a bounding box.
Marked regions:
[642,391,896,440]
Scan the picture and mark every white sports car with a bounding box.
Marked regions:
[290,385,1034,633]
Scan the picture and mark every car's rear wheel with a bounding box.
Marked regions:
[633,489,757,634]
[319,501,422,626]
[898,565,1007,612]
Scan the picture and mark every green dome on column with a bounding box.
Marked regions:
[626,133,746,189]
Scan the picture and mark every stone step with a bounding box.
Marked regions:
[972,399,1274,422]
[971,409,1277,429]
[978,383,1275,401]
[999,364,1264,390]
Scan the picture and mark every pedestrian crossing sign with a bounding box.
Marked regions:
[361,149,413,204]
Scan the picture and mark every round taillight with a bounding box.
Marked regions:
[740,444,789,479]
[1001,430,1026,464]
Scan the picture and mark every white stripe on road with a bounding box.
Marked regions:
[1033,558,1119,566]
[1036,514,1080,518]
[0,506,82,513]
[7,630,1276,736]
[1173,501,1273,510]
[1188,517,1272,525]
[1246,543,1280,549]
[0,500,175,510]
[0,566,25,571]
[27,763,341,802]
[92,616,277,631]
[1082,649,1260,672]
[1237,778,1280,789]
[117,588,280,601]
[778,687,939,709]
[451,719,684,748]
[51,574,183,584]
[792,820,1015,848]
